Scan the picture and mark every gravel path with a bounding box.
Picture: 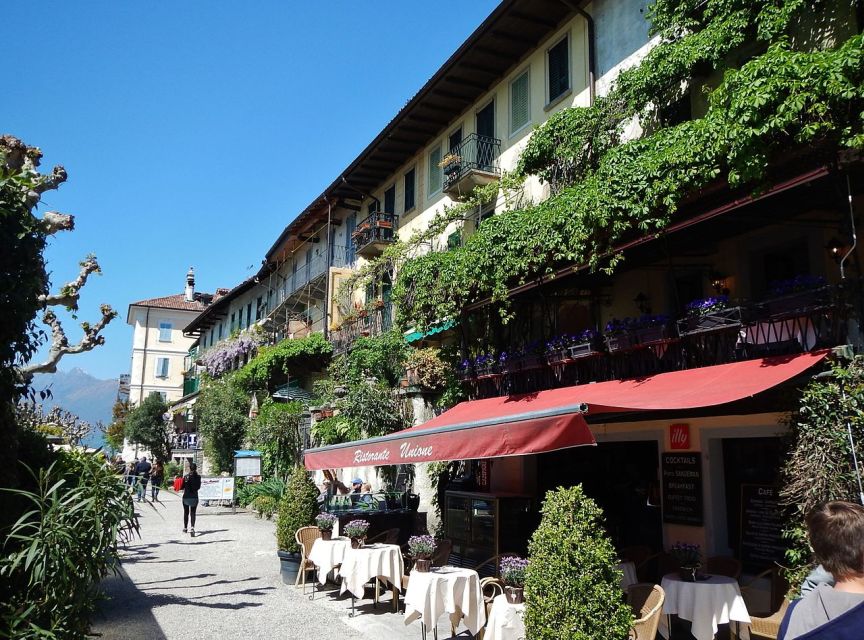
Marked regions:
[92,491,463,639]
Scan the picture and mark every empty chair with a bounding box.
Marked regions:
[431,539,453,567]
[474,553,522,578]
[637,552,680,584]
[294,526,322,595]
[627,583,665,640]
[706,555,742,580]
[749,598,790,639]
[619,545,654,567]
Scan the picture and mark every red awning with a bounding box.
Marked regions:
[303,351,828,470]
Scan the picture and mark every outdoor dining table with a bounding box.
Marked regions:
[308,536,351,585]
[659,573,751,640]
[404,566,486,640]
[618,561,638,590]
[339,542,404,615]
[484,593,525,640]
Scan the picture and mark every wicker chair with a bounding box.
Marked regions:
[474,553,522,578]
[367,527,399,545]
[749,598,790,639]
[431,538,453,566]
[295,526,322,595]
[627,583,665,640]
[706,555,742,580]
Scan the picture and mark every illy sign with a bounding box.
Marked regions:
[670,423,690,450]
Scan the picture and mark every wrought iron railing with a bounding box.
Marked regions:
[351,212,398,253]
[442,133,501,191]
[329,303,394,355]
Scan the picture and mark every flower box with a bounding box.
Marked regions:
[568,338,605,359]
[475,361,501,377]
[677,306,746,337]
[546,349,572,365]
[606,326,672,352]
[758,286,832,319]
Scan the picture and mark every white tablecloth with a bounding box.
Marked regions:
[659,573,751,640]
[485,594,525,640]
[308,536,351,585]
[404,566,486,635]
[339,543,404,599]
[619,561,638,590]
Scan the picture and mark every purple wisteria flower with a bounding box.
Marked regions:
[500,555,529,587]
[200,332,263,377]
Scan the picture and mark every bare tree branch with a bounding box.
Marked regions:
[20,304,118,378]
[38,255,99,309]
[33,165,68,194]
[40,211,75,235]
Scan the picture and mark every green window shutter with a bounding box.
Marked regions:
[548,37,569,102]
[404,169,416,212]
[429,147,442,195]
[447,230,462,250]
[510,71,530,134]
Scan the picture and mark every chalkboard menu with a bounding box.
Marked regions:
[740,483,785,568]
[662,452,704,526]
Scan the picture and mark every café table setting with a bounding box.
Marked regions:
[484,593,525,640]
[339,542,404,615]
[404,565,486,639]
[659,572,751,640]
[308,535,352,585]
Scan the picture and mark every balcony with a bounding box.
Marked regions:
[182,375,200,397]
[442,133,501,199]
[330,303,393,355]
[352,212,398,259]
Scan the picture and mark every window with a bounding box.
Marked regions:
[157,391,167,402]
[209,327,215,346]
[428,145,442,197]
[384,185,396,214]
[217,324,223,340]
[403,168,416,212]
[447,230,462,250]
[158,321,172,342]
[448,126,463,152]
[346,213,357,263]
[476,201,495,227]
[256,296,263,320]
[547,36,570,104]
[246,302,253,328]
[476,101,495,139]
[367,199,379,216]
[230,312,236,332]
[510,70,530,134]
[155,357,169,379]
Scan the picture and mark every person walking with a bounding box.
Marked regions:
[125,460,138,491]
[134,456,152,503]
[150,460,164,502]
[182,463,202,536]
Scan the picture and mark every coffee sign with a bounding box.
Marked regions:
[661,452,704,526]
[669,423,690,450]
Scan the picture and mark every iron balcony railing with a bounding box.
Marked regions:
[329,303,394,355]
[442,133,501,191]
[351,211,398,254]
[271,245,354,308]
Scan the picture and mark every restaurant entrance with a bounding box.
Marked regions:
[537,441,663,550]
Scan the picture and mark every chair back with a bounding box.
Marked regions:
[750,598,790,639]
[367,527,399,545]
[480,577,505,616]
[628,583,665,640]
[706,555,742,580]
[619,545,653,567]
[432,539,453,566]
[295,526,321,557]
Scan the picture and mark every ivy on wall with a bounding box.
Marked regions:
[232,332,332,393]
[391,0,864,332]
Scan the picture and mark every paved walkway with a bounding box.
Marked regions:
[93,491,465,639]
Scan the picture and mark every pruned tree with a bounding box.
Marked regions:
[15,403,93,447]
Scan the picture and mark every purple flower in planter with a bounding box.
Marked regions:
[686,295,728,317]
[500,555,529,587]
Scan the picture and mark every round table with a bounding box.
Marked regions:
[308,536,351,585]
[485,593,525,640]
[659,573,751,640]
[618,561,638,590]
[404,566,486,637]
[339,543,404,600]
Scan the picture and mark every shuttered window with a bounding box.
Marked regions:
[510,71,530,134]
[384,185,396,213]
[547,36,570,103]
[155,357,169,378]
[404,168,416,212]
[158,321,172,342]
[428,146,442,196]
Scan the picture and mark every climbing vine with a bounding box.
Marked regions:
[392,0,864,332]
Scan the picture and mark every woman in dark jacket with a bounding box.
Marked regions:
[182,463,202,536]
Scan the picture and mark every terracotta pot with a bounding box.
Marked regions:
[350,537,365,549]
[414,558,431,573]
[320,529,332,541]
[505,586,524,604]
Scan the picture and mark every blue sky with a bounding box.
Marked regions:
[4,1,499,381]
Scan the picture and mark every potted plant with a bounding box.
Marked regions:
[407,534,438,572]
[276,466,320,584]
[343,519,370,549]
[545,335,574,365]
[677,295,745,336]
[670,542,702,582]
[500,555,529,604]
[568,329,604,359]
[315,512,337,541]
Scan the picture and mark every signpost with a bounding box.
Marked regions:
[233,450,262,514]
[661,452,704,526]
[199,477,235,502]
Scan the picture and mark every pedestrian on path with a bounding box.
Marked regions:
[125,460,137,490]
[182,463,202,536]
[135,457,151,502]
[150,461,164,502]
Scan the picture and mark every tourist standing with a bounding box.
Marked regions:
[134,456,152,503]
[182,463,202,536]
[150,461,164,502]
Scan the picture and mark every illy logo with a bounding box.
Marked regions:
[670,423,690,450]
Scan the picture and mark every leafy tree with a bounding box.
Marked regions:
[780,357,864,590]
[124,393,171,463]
[248,399,304,480]
[276,465,319,553]
[196,377,249,473]
[233,333,332,393]
[104,400,130,452]
[524,485,632,639]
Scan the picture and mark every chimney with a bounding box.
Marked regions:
[185,267,195,302]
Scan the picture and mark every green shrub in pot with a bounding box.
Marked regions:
[276,466,319,553]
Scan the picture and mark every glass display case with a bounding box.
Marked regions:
[445,491,535,572]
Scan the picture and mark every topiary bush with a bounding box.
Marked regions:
[276,465,319,553]
[524,485,633,639]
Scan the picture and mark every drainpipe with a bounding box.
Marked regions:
[324,199,333,340]
[140,306,151,405]
[560,0,596,105]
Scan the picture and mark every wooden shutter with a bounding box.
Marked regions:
[548,37,569,102]
[510,72,530,133]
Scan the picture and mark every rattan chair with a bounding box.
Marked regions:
[627,583,665,640]
[367,527,399,545]
[431,538,453,566]
[474,552,522,578]
[706,555,742,580]
[295,526,322,595]
[749,598,790,639]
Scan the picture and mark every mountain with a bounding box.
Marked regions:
[30,368,119,449]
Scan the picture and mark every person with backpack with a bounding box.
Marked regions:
[182,463,202,536]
